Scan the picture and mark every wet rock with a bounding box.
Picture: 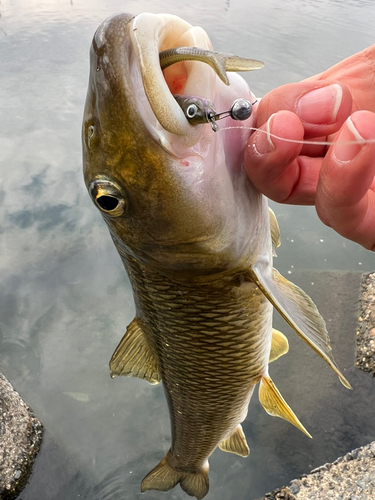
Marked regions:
[0,372,43,499]
[356,478,366,489]
[259,441,375,499]
[356,272,375,376]
[351,448,360,459]
[289,480,301,494]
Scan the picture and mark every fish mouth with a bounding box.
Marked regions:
[128,13,216,146]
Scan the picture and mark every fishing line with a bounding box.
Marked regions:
[217,126,375,147]
[174,94,375,147]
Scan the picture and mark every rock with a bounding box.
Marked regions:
[259,441,375,499]
[289,480,300,494]
[356,479,366,489]
[0,372,43,500]
[351,448,360,459]
[356,272,375,376]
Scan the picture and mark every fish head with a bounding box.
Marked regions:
[83,13,270,277]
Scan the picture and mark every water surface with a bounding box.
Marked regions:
[0,1,374,499]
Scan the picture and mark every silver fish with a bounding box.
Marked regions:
[82,12,351,500]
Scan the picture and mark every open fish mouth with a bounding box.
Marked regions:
[128,13,263,143]
[129,13,217,141]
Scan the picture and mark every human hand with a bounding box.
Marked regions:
[245,44,375,251]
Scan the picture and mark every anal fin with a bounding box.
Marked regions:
[219,424,249,457]
[141,453,209,500]
[259,375,312,438]
[269,328,289,363]
[248,266,351,389]
[109,317,160,384]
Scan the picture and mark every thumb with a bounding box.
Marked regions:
[256,81,352,139]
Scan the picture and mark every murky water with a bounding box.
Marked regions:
[0,0,374,499]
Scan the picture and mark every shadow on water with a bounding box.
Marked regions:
[1,1,375,500]
[0,291,58,381]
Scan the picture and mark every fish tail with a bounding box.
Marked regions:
[180,465,209,499]
[141,453,209,500]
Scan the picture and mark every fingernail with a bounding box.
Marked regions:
[297,84,342,124]
[254,114,275,154]
[333,115,366,162]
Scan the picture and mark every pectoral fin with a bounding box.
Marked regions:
[269,329,289,363]
[259,375,312,438]
[109,318,161,384]
[248,266,351,390]
[219,424,250,457]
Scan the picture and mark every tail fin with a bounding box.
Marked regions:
[180,467,209,499]
[141,453,209,500]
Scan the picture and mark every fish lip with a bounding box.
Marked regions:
[128,13,215,146]
[129,13,192,137]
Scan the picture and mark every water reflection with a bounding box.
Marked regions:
[1,0,375,499]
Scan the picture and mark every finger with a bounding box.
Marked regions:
[244,110,304,202]
[300,137,327,158]
[308,43,375,113]
[256,81,352,139]
[316,110,375,250]
[245,110,326,204]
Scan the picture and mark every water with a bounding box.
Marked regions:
[0,0,374,498]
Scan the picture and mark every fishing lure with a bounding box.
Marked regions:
[175,95,254,132]
[175,94,375,147]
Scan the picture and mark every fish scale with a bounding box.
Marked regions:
[122,255,271,469]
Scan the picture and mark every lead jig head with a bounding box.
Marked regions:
[174,95,255,132]
[210,98,253,123]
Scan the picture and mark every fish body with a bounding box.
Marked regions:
[82,13,350,500]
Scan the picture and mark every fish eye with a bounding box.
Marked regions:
[89,179,126,217]
[186,104,198,118]
[96,195,119,211]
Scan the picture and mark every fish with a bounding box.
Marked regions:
[82,12,351,500]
